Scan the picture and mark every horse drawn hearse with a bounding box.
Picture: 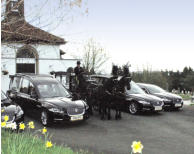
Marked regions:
[51,65,132,120]
[52,65,164,120]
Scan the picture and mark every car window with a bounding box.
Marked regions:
[10,77,21,91]
[142,88,149,93]
[20,78,30,94]
[146,85,165,93]
[29,82,35,95]
[37,82,71,98]
[126,81,145,95]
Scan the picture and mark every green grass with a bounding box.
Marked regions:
[1,129,90,154]
[178,94,192,100]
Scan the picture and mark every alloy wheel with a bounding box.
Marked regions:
[129,103,138,114]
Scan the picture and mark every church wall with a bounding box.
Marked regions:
[1,43,77,92]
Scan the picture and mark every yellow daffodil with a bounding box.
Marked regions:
[19,123,25,130]
[28,121,35,129]
[131,141,144,153]
[46,141,53,148]
[1,121,6,127]
[4,115,9,122]
[1,109,5,113]
[42,127,47,134]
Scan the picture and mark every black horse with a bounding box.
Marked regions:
[90,74,131,120]
[74,66,131,120]
[74,72,97,115]
[112,75,131,119]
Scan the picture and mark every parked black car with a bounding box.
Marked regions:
[137,83,183,109]
[91,75,164,115]
[7,74,89,126]
[1,91,24,129]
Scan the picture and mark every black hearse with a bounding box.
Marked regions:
[7,74,89,126]
[1,91,24,128]
[137,83,183,110]
[91,75,164,115]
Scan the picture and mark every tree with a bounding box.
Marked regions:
[81,39,109,74]
[1,0,88,45]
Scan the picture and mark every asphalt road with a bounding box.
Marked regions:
[26,105,194,154]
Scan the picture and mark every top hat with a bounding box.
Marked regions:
[77,61,81,65]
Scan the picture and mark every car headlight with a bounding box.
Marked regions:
[139,100,150,105]
[48,108,64,114]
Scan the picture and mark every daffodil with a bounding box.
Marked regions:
[4,115,9,122]
[131,141,144,154]
[1,121,6,127]
[10,122,17,130]
[6,122,17,130]
[19,123,25,130]
[42,127,47,134]
[1,109,5,113]
[28,121,35,129]
[46,141,53,148]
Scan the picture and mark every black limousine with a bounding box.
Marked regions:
[137,83,183,110]
[7,74,89,126]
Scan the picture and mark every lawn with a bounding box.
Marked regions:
[1,128,90,154]
[178,93,192,100]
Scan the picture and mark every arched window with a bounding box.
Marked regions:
[16,49,35,58]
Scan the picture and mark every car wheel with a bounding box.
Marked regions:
[41,110,50,126]
[129,102,138,115]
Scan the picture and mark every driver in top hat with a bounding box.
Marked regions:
[74,61,84,76]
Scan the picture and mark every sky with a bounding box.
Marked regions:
[24,0,194,73]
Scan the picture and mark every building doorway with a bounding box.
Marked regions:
[16,46,39,74]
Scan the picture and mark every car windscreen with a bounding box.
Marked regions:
[37,82,71,98]
[145,85,165,93]
[126,81,145,95]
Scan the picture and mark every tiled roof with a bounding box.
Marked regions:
[1,20,66,45]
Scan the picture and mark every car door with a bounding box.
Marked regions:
[28,82,42,119]
[17,77,31,111]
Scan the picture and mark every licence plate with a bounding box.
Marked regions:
[155,106,162,111]
[175,104,182,107]
[70,115,83,121]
